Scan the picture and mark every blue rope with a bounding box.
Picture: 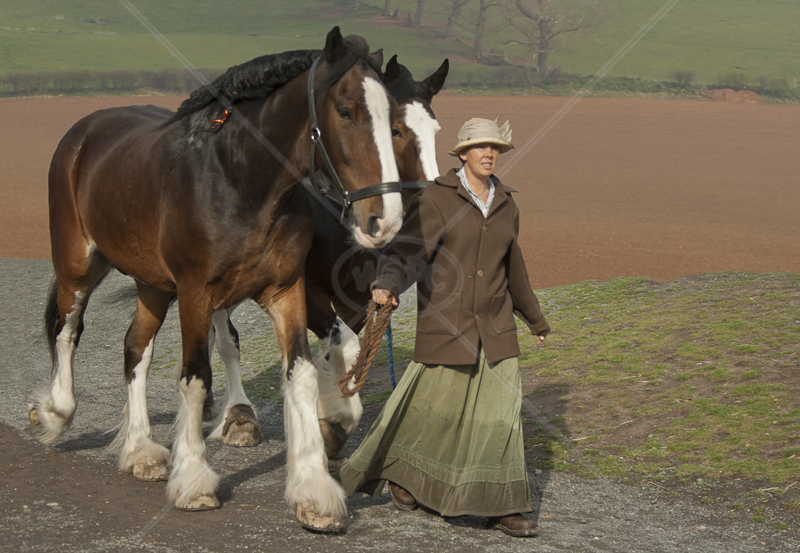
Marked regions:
[385,323,396,389]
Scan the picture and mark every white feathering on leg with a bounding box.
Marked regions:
[167,377,220,505]
[283,357,346,516]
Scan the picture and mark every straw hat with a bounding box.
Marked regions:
[448,117,514,156]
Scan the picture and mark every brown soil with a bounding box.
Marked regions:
[704,88,762,104]
[2,94,799,288]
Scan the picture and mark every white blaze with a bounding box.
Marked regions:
[362,76,402,240]
[403,100,441,181]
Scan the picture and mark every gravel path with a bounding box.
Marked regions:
[1,258,797,551]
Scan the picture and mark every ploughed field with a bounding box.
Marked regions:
[1,94,798,288]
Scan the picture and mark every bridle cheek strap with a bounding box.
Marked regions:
[306,56,432,221]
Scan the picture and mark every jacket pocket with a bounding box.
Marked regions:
[489,292,517,334]
[417,291,460,335]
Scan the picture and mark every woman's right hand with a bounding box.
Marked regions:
[372,288,398,307]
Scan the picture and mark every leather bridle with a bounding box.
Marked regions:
[306,56,431,222]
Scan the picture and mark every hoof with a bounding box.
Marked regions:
[296,504,346,534]
[28,408,40,427]
[133,459,169,482]
[327,456,348,472]
[222,404,260,447]
[175,494,221,511]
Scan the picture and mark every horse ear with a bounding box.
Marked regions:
[369,48,384,73]
[384,54,401,85]
[324,26,345,63]
[424,58,449,96]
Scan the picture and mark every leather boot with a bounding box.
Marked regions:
[388,482,417,511]
[487,513,538,537]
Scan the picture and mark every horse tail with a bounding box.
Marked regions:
[43,277,60,370]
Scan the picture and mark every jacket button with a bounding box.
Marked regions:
[477,269,484,277]
[483,226,488,233]
[474,314,480,320]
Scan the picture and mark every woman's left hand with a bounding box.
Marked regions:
[536,335,546,346]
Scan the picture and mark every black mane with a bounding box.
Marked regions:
[170,34,380,125]
[172,49,318,121]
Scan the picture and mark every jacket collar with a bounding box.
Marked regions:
[436,168,515,216]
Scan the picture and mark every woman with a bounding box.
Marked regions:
[336,117,550,537]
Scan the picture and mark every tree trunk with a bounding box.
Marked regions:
[474,0,489,56]
[414,0,426,26]
[536,15,552,79]
[443,13,458,38]
[443,0,469,39]
[381,0,395,17]
[537,43,549,78]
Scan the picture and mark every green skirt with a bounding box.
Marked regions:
[335,348,532,517]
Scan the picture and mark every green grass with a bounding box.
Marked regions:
[0,0,466,78]
[517,272,800,526]
[2,1,798,91]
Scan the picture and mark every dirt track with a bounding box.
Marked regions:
[1,94,799,551]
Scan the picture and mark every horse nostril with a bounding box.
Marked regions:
[366,216,382,237]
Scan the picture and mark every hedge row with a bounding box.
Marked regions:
[2,66,799,101]
[445,65,800,100]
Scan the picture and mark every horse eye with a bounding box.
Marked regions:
[391,128,402,139]
[338,108,353,120]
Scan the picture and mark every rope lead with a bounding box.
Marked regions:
[337,300,393,397]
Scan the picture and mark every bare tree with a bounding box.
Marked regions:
[506,0,607,79]
[475,0,500,57]
[381,0,396,17]
[443,0,473,39]
[414,0,427,26]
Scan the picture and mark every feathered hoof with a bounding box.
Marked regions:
[133,459,169,482]
[222,404,260,447]
[174,494,221,511]
[296,504,346,534]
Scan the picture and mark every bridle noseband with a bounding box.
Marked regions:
[306,56,431,222]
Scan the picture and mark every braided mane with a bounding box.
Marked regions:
[171,34,380,125]
[172,49,318,121]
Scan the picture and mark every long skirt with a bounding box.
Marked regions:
[335,348,532,517]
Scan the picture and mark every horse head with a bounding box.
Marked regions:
[384,55,449,208]
[310,27,403,249]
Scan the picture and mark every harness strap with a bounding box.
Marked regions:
[305,55,434,220]
[300,177,344,221]
[307,56,351,215]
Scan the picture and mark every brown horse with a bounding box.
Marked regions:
[206,55,449,467]
[28,27,403,532]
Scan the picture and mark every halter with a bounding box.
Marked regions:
[306,56,431,221]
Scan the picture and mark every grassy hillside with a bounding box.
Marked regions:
[388,0,800,84]
[0,0,464,78]
[2,0,798,91]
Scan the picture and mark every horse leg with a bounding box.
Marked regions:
[307,289,363,471]
[265,281,346,533]
[167,291,220,511]
[207,307,260,447]
[28,251,110,444]
[108,283,172,481]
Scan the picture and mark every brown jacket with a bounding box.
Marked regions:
[372,168,550,365]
